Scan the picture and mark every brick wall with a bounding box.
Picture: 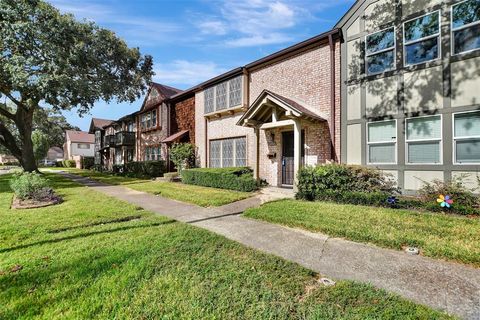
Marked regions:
[172,96,195,144]
[137,103,169,161]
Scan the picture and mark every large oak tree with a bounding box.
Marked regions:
[0,0,153,171]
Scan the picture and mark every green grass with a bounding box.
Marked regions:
[0,174,453,319]
[244,200,480,267]
[48,168,252,207]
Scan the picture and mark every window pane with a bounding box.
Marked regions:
[209,140,221,168]
[366,28,395,54]
[152,110,157,127]
[453,0,480,29]
[455,112,480,137]
[216,82,227,111]
[408,141,441,163]
[405,37,439,65]
[222,139,233,167]
[407,116,441,140]
[405,12,439,42]
[204,87,214,113]
[235,137,247,167]
[368,121,396,142]
[453,23,480,54]
[456,138,480,163]
[369,143,396,163]
[366,50,395,74]
[229,76,242,108]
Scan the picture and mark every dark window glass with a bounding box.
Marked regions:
[454,23,480,54]
[367,51,395,74]
[366,28,395,54]
[404,12,439,42]
[405,37,439,65]
[452,0,480,29]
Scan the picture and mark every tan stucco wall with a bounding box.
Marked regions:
[452,171,480,193]
[451,56,480,108]
[404,66,443,113]
[347,124,362,165]
[404,170,444,190]
[347,84,361,120]
[366,76,398,117]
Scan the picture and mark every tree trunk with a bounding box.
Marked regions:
[16,106,38,172]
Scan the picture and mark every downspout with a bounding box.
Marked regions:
[204,117,208,167]
[166,101,171,171]
[243,68,257,179]
[328,34,337,162]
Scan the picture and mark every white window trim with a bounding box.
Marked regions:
[405,114,443,165]
[452,110,480,164]
[366,119,398,165]
[403,10,442,67]
[451,0,480,56]
[209,136,247,168]
[365,26,397,76]
[204,76,243,114]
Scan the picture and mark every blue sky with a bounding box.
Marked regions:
[49,0,354,131]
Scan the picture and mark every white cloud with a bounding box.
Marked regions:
[153,60,227,87]
[198,20,228,35]
[225,33,292,48]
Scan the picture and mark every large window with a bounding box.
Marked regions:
[144,146,161,161]
[209,137,247,168]
[204,76,243,113]
[452,0,480,55]
[140,109,158,131]
[404,11,440,66]
[366,27,396,75]
[454,111,480,163]
[367,120,397,164]
[406,115,442,164]
[77,143,90,149]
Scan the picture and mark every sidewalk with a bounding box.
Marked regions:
[57,171,480,319]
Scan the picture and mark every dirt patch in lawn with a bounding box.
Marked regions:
[11,195,62,210]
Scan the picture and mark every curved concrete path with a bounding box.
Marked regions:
[56,171,480,319]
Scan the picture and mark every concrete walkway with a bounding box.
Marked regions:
[57,172,480,319]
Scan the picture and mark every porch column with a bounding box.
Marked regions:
[254,127,260,181]
[293,119,302,191]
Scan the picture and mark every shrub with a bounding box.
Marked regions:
[55,161,64,167]
[297,164,397,201]
[181,167,258,192]
[418,176,479,215]
[10,172,52,201]
[123,160,166,178]
[170,143,196,172]
[62,160,76,168]
[81,157,95,170]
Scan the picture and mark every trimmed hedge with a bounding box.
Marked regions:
[81,157,94,170]
[181,167,258,192]
[56,160,76,168]
[114,160,166,178]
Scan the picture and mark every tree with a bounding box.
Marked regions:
[169,143,196,172]
[32,130,49,164]
[0,0,153,172]
[33,108,80,148]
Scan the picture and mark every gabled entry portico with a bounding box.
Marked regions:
[238,90,327,190]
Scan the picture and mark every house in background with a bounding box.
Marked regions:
[336,0,480,192]
[89,118,114,169]
[63,130,95,160]
[0,154,17,164]
[43,146,64,164]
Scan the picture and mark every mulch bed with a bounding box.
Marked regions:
[11,195,62,209]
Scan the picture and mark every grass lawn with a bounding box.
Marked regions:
[0,174,452,319]
[47,168,252,207]
[244,200,480,267]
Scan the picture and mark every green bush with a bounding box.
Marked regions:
[297,164,397,201]
[10,172,51,201]
[62,160,76,168]
[124,161,165,178]
[170,143,196,172]
[81,157,95,170]
[181,167,258,192]
[55,161,63,167]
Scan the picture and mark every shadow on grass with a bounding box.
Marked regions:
[0,220,177,254]
[47,215,143,233]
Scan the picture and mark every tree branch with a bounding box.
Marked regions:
[0,121,22,159]
[0,103,15,120]
[0,90,22,108]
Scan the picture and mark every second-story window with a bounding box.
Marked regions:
[140,109,158,131]
[204,76,243,113]
[366,27,396,75]
[404,11,440,66]
[452,0,480,55]
[152,109,157,127]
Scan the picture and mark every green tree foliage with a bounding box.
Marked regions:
[32,130,50,163]
[0,0,153,171]
[169,143,196,172]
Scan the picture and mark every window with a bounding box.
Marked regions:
[141,114,146,130]
[366,27,396,75]
[146,113,151,128]
[77,143,90,149]
[209,137,247,168]
[204,76,243,113]
[152,109,157,128]
[229,76,242,107]
[205,87,214,113]
[367,120,397,164]
[126,149,134,162]
[452,0,480,55]
[454,111,480,163]
[115,149,122,164]
[406,115,442,164]
[404,11,440,66]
